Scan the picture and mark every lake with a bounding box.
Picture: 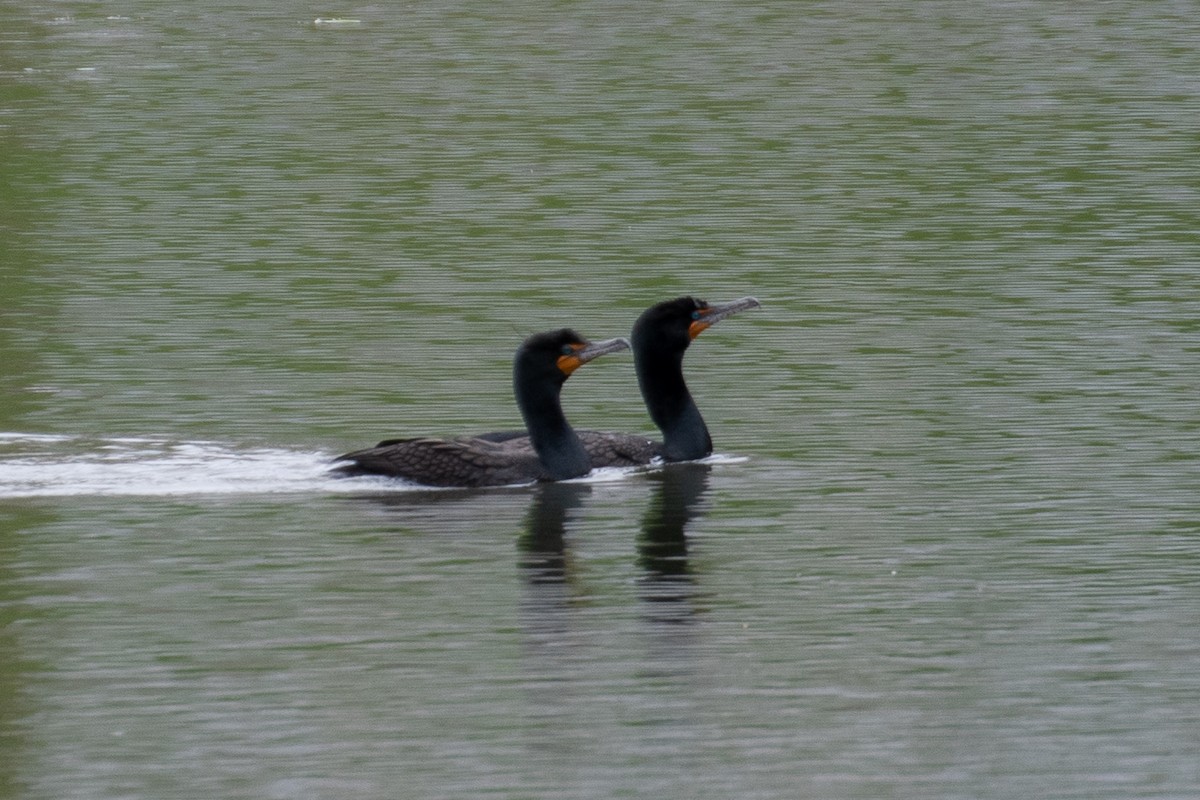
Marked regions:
[2,2,1197,798]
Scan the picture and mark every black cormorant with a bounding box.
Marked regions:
[331,330,630,487]
[484,296,761,466]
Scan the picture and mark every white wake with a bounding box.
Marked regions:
[0,432,745,499]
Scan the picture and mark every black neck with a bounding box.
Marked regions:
[515,374,591,480]
[635,343,713,462]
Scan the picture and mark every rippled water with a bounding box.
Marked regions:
[3,2,1199,798]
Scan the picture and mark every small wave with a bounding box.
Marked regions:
[568,453,747,484]
[0,432,73,444]
[0,433,336,498]
[700,453,750,465]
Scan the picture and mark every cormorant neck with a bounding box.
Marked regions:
[635,343,713,462]
[515,373,591,480]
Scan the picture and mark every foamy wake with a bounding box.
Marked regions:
[0,432,745,498]
[0,432,340,498]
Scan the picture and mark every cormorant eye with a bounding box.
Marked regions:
[690,311,702,320]
[561,345,575,355]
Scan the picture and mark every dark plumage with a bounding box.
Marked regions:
[489,296,761,466]
[330,330,629,487]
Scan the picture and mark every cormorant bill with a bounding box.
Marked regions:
[483,296,761,465]
[330,330,630,487]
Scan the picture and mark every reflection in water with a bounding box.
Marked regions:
[514,467,711,622]
[516,468,712,772]
[516,482,592,648]
[515,482,591,765]
[637,464,711,624]
[517,482,591,587]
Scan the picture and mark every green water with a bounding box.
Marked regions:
[2,2,1198,798]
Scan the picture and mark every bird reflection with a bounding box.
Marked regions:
[517,481,591,588]
[637,462,711,623]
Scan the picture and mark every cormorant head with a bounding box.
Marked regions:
[632,296,762,355]
[516,329,631,387]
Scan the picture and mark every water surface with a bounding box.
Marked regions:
[2,2,1198,798]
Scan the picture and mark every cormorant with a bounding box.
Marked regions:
[330,330,630,487]
[484,296,761,466]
